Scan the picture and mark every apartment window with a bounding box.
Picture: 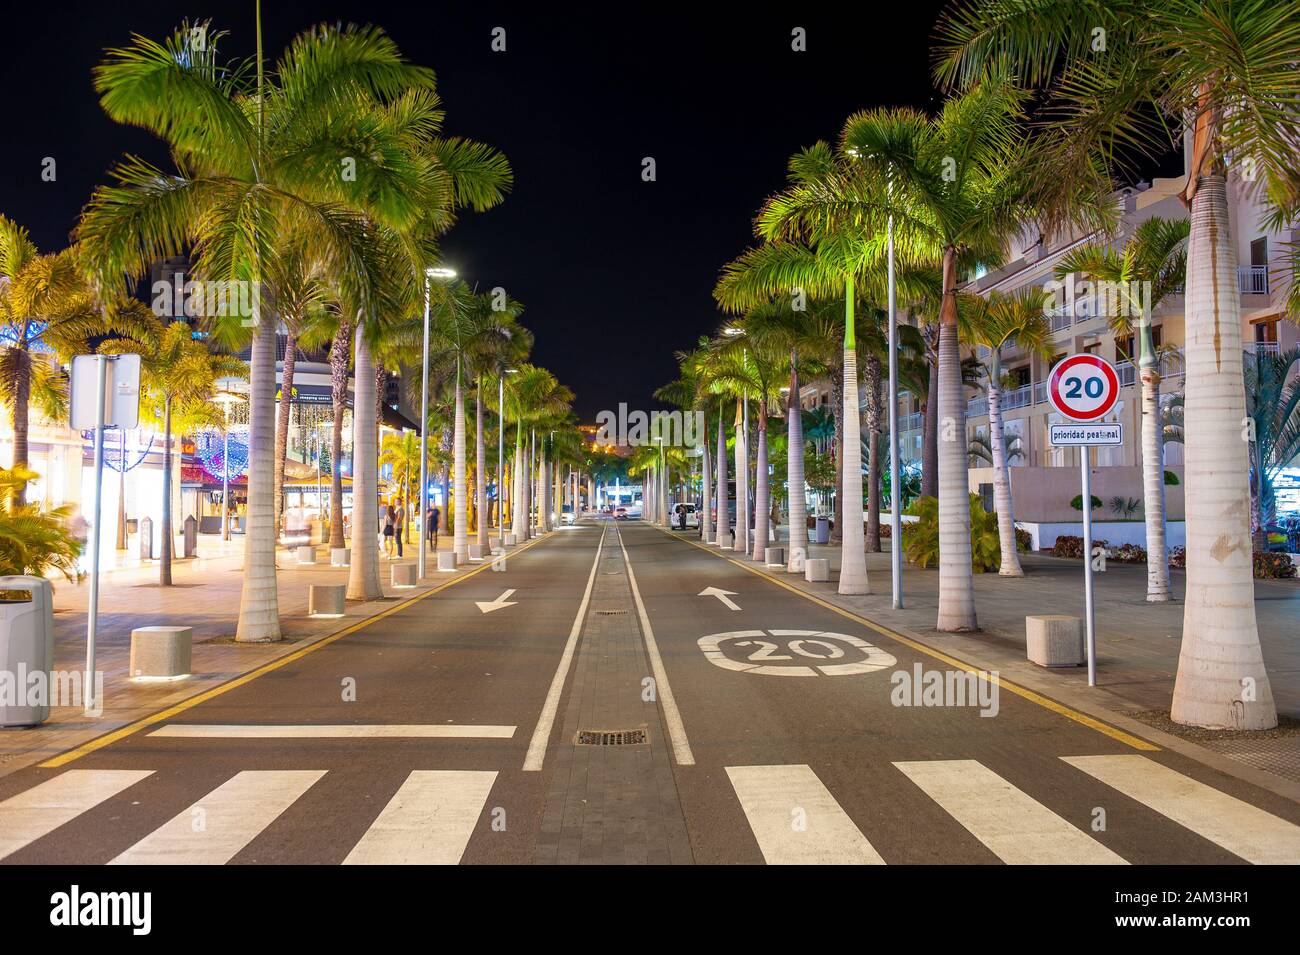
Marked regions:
[1256,320,1279,344]
[1250,237,1268,268]
[1009,366,1030,388]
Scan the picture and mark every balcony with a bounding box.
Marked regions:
[899,411,922,433]
[1240,266,1269,295]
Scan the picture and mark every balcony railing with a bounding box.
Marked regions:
[899,411,922,433]
[1115,360,1136,387]
[1240,265,1269,295]
[1001,383,1033,411]
[966,395,988,417]
[1033,381,1047,404]
[1246,341,1281,358]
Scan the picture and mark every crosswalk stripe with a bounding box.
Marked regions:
[149,724,516,739]
[343,770,497,865]
[109,770,326,865]
[0,770,153,862]
[895,759,1125,865]
[726,765,884,865]
[1062,755,1300,865]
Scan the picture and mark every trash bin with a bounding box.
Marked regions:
[0,576,55,727]
[815,516,830,544]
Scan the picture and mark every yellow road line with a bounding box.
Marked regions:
[652,526,1158,752]
[39,534,552,769]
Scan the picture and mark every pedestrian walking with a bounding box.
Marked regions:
[426,505,440,553]
[394,502,405,558]
[383,504,396,559]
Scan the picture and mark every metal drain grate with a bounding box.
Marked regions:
[575,728,648,746]
[593,609,628,615]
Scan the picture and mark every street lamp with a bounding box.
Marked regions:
[722,326,750,553]
[420,265,456,579]
[211,389,246,542]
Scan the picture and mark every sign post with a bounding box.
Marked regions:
[71,354,140,714]
[1047,355,1121,687]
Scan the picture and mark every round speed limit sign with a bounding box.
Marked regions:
[1048,354,1120,421]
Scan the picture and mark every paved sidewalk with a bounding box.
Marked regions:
[0,529,519,777]
[666,523,1300,793]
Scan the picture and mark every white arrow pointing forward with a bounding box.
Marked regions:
[698,586,741,611]
[476,589,517,614]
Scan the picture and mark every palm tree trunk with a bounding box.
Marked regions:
[865,353,883,553]
[837,276,869,594]
[273,328,297,536]
[159,397,174,586]
[476,376,489,551]
[235,304,282,641]
[921,355,939,499]
[453,367,468,564]
[11,346,30,504]
[987,360,1022,576]
[346,329,383,601]
[328,318,352,549]
[701,414,713,543]
[117,429,128,550]
[752,399,770,561]
[830,370,844,543]
[1171,172,1276,730]
[1139,333,1170,601]
[786,358,807,572]
[511,426,526,541]
[935,250,976,630]
[715,403,731,547]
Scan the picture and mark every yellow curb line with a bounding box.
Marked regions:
[654,526,1158,752]
[38,534,552,769]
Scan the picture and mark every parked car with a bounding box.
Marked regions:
[561,504,575,525]
[614,506,628,520]
[672,502,698,529]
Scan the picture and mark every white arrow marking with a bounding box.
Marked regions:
[476,589,517,614]
[699,586,741,611]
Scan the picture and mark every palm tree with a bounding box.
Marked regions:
[1056,217,1189,599]
[379,429,426,544]
[936,0,1299,725]
[1245,348,1300,546]
[959,290,1052,576]
[80,22,439,640]
[825,79,1110,628]
[0,466,84,581]
[654,343,714,541]
[102,318,245,584]
[0,221,143,503]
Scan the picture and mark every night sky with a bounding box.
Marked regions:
[1,2,951,419]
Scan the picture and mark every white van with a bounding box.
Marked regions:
[672,502,699,529]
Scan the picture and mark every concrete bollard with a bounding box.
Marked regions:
[296,544,316,564]
[130,626,192,678]
[504,533,517,546]
[391,563,416,588]
[437,551,457,572]
[308,583,346,617]
[330,548,350,567]
[1026,615,1084,667]
[765,546,785,566]
[804,558,830,582]
[468,543,484,560]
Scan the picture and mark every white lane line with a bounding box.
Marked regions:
[0,770,153,861]
[617,524,695,766]
[522,523,607,771]
[110,770,326,865]
[343,770,497,865]
[149,724,515,739]
[1063,755,1300,865]
[726,764,883,865]
[895,759,1126,865]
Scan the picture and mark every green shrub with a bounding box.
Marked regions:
[1015,527,1032,553]
[1253,551,1297,579]
[0,468,84,582]
[1170,545,1186,568]
[1164,470,1180,486]
[1070,494,1103,511]
[1112,543,1147,563]
[1051,534,1109,559]
[902,494,1001,572]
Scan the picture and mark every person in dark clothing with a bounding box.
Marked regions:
[426,506,440,552]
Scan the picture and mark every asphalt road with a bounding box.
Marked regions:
[2,517,1299,865]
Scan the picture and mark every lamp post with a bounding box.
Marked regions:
[419,265,456,578]
[212,390,246,542]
